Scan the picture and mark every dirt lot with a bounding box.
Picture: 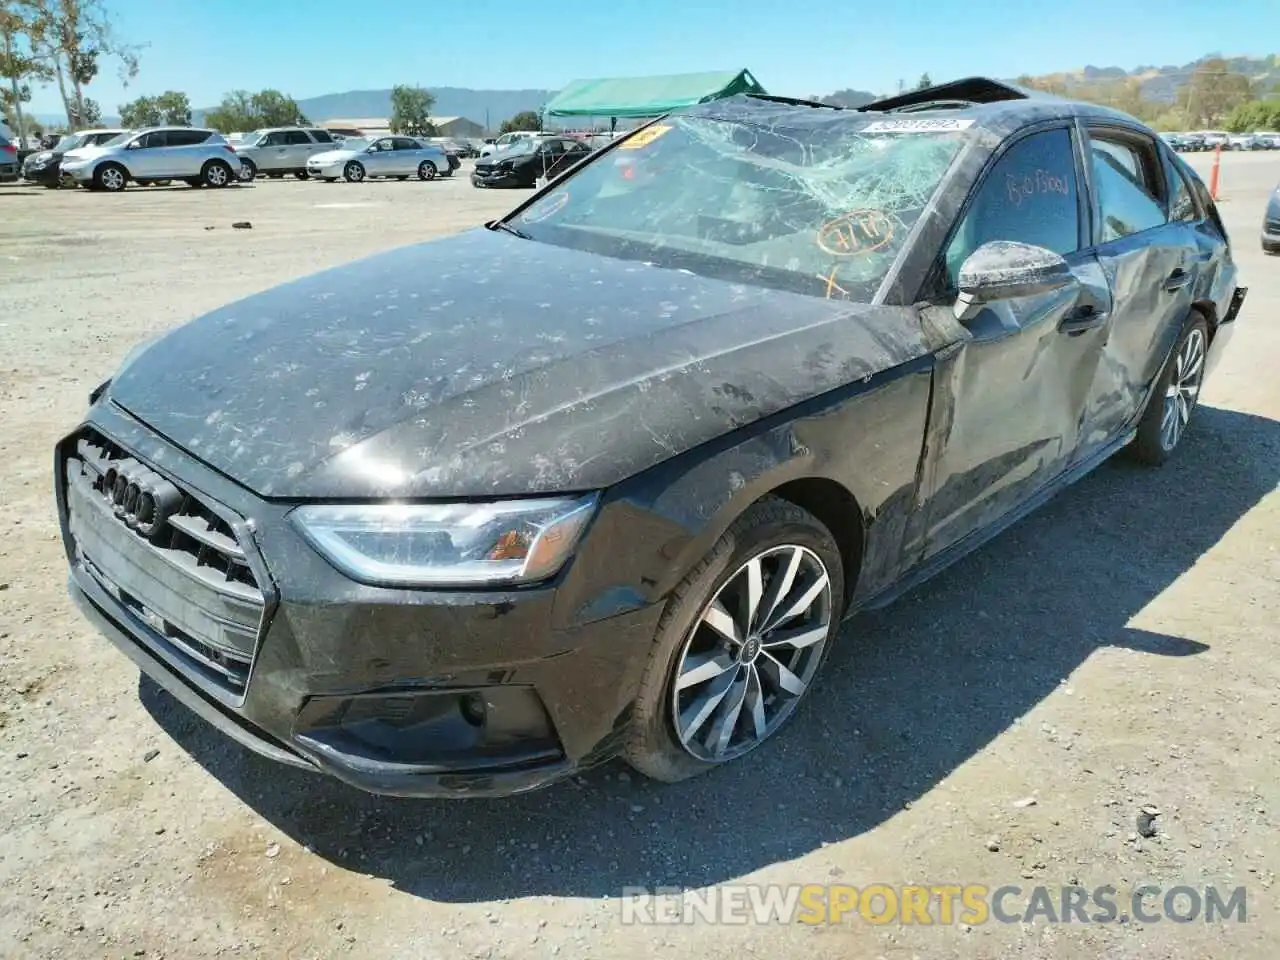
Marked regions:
[1,152,1277,960]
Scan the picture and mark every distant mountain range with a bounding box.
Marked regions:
[13,55,1276,133]
[1019,54,1280,102]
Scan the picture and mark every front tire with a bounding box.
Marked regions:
[1130,313,1209,465]
[201,159,233,188]
[239,158,257,182]
[94,162,128,192]
[344,160,365,183]
[417,160,437,181]
[624,497,844,783]
[295,170,310,180]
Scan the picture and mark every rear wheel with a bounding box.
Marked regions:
[201,159,233,188]
[94,162,128,192]
[344,160,365,183]
[1130,313,1209,465]
[625,497,844,783]
[417,160,437,181]
[295,170,310,180]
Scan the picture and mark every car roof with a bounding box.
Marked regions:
[685,75,1148,137]
[134,126,219,134]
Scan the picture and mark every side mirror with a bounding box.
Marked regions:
[955,241,1074,313]
[125,141,141,150]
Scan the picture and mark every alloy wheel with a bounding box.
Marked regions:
[671,544,833,762]
[100,167,124,191]
[206,164,228,187]
[1160,327,1205,451]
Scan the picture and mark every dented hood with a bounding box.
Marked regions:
[109,229,935,499]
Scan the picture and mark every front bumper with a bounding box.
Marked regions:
[56,403,664,797]
[306,162,342,179]
[22,161,60,185]
[471,168,522,188]
[1262,214,1280,252]
[60,163,95,184]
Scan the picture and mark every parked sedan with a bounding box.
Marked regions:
[56,78,1243,798]
[305,136,452,182]
[59,127,240,191]
[21,128,128,187]
[472,135,591,187]
[1264,183,1280,254]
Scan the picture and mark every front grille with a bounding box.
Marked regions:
[1265,217,1280,234]
[64,427,266,697]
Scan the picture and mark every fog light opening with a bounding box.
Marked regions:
[460,692,487,728]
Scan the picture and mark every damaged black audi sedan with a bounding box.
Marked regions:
[56,78,1245,797]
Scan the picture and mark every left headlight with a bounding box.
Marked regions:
[292,494,599,587]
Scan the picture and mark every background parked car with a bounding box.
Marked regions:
[305,135,453,182]
[1228,133,1262,150]
[1264,183,1280,254]
[472,135,591,188]
[21,128,128,187]
[478,130,553,158]
[0,133,17,182]
[59,127,240,192]
[234,127,339,180]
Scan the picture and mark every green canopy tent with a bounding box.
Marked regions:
[542,69,766,132]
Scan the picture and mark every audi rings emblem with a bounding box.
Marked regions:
[98,457,182,539]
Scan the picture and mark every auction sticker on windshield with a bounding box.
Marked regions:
[619,124,672,149]
[860,118,975,133]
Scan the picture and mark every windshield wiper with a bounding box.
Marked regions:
[489,220,530,240]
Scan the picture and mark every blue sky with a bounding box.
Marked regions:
[25,0,1279,115]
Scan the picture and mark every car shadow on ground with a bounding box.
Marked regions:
[141,404,1279,901]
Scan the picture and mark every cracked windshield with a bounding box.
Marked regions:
[514,115,966,299]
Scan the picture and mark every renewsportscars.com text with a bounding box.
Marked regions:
[620,884,1247,926]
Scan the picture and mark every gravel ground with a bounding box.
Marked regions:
[0,153,1277,960]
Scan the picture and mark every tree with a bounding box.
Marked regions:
[250,88,305,126]
[1224,98,1280,133]
[499,110,540,134]
[389,83,436,136]
[24,0,141,128]
[1,1,50,143]
[119,89,189,127]
[915,72,932,91]
[203,88,304,132]
[1183,57,1251,126]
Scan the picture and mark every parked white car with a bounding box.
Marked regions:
[478,130,553,158]
[304,136,453,182]
[234,127,341,179]
[59,127,240,191]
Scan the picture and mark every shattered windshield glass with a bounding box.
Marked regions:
[512,114,968,300]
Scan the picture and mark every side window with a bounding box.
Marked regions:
[394,137,419,150]
[261,132,282,146]
[138,131,168,148]
[374,138,395,151]
[945,127,1080,285]
[1163,155,1199,223]
[284,130,311,145]
[308,129,333,143]
[167,130,209,147]
[1086,132,1166,242]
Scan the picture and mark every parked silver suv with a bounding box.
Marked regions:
[59,127,239,191]
[233,127,339,180]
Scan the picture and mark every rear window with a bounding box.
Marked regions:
[167,129,212,146]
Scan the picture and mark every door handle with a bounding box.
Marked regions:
[1164,269,1193,291]
[1059,305,1108,336]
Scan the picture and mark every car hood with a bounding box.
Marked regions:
[61,145,110,162]
[309,147,359,164]
[108,230,937,499]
